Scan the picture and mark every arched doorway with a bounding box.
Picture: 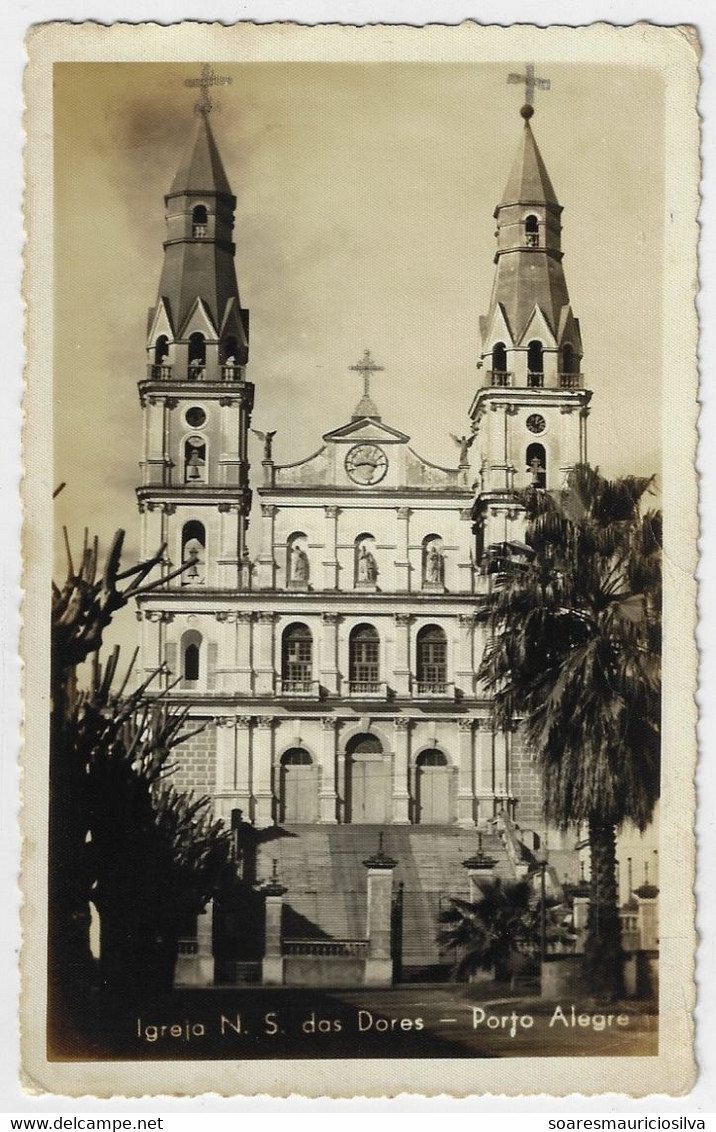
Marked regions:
[346,733,391,824]
[415,749,452,824]
[279,748,317,824]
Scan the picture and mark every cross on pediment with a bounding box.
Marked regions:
[349,349,385,399]
[507,63,551,115]
[184,63,233,115]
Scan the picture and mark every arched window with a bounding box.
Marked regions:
[525,214,539,247]
[416,748,448,767]
[188,333,206,378]
[184,436,206,484]
[526,442,547,489]
[422,535,445,588]
[492,342,507,379]
[182,630,202,682]
[527,340,544,387]
[154,335,169,367]
[349,624,380,694]
[192,204,208,238]
[354,535,378,588]
[416,625,448,693]
[181,520,205,586]
[281,623,313,693]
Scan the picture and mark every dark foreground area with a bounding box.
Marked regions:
[50,983,658,1062]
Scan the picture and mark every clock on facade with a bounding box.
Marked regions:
[526,413,547,435]
[345,443,389,485]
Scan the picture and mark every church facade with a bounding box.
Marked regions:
[134,84,591,971]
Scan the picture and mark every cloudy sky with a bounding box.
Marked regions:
[53,61,663,632]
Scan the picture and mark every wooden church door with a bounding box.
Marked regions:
[279,749,317,823]
[416,751,451,824]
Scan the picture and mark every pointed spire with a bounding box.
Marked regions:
[169,110,233,198]
[500,111,559,208]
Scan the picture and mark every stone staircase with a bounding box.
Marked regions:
[256,825,513,975]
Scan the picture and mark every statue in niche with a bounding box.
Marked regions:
[290,543,309,584]
[357,543,378,584]
[425,542,444,585]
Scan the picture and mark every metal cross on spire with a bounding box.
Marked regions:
[507,63,551,118]
[349,349,385,399]
[184,63,233,115]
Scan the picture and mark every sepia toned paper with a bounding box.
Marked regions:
[23,20,699,1097]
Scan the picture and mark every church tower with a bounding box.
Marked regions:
[136,88,254,683]
[469,99,592,557]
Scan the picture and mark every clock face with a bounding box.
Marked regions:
[526,413,547,435]
[345,443,389,485]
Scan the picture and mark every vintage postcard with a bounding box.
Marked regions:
[23,21,699,1097]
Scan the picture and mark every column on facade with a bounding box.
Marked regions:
[217,397,241,487]
[457,508,475,592]
[235,611,253,695]
[255,504,277,589]
[474,719,494,827]
[456,613,474,699]
[253,715,275,826]
[214,717,237,820]
[254,611,275,695]
[234,716,253,820]
[319,717,339,823]
[392,717,411,824]
[393,613,411,697]
[456,718,476,827]
[394,507,411,590]
[143,396,169,487]
[322,506,339,589]
[320,612,340,695]
[217,502,241,588]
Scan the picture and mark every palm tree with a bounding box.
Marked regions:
[477,464,661,998]
[438,878,536,982]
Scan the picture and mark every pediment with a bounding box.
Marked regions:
[323,417,410,444]
[517,304,557,348]
[482,302,515,351]
[146,298,175,346]
[177,296,219,340]
[556,305,584,352]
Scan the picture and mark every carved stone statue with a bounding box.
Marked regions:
[357,543,378,584]
[426,542,444,585]
[450,431,476,465]
[251,428,277,461]
[290,543,309,584]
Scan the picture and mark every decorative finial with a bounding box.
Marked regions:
[507,63,551,117]
[184,63,233,115]
[349,349,385,400]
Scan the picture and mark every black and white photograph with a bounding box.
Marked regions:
[22,21,698,1097]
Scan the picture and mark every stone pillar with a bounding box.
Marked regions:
[323,505,339,589]
[320,612,340,695]
[462,836,499,901]
[456,718,476,827]
[456,614,475,699]
[235,716,253,819]
[363,837,398,986]
[635,884,659,951]
[261,866,287,986]
[256,504,277,589]
[319,717,338,823]
[215,717,236,797]
[254,611,275,695]
[254,716,275,826]
[176,900,215,986]
[392,717,411,824]
[395,507,411,590]
[236,611,253,695]
[393,613,411,697]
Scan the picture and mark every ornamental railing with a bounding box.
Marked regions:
[177,937,198,956]
[283,938,368,957]
[488,370,512,387]
[558,372,584,389]
[147,363,172,380]
[348,680,385,697]
[281,679,319,697]
[527,372,544,388]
